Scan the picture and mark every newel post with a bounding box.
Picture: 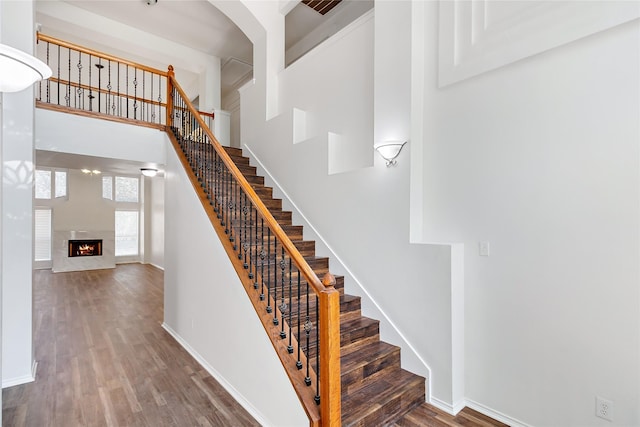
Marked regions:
[166,65,175,127]
[320,273,341,426]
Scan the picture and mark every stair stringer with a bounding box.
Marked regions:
[242,143,433,388]
[162,135,310,427]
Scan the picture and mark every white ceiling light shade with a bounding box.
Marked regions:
[0,43,52,93]
[375,141,408,167]
[141,168,158,177]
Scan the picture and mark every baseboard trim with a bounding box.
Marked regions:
[147,262,164,271]
[2,360,37,389]
[465,399,532,427]
[161,323,268,426]
[430,396,466,415]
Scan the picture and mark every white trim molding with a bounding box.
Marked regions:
[2,360,37,389]
[439,0,640,87]
[465,398,533,427]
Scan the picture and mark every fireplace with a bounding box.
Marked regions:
[68,239,103,257]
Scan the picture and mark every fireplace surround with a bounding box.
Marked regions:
[53,230,115,272]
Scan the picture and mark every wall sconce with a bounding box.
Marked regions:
[375,141,407,167]
[0,43,52,93]
[141,168,158,177]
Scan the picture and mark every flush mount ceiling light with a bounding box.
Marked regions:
[375,141,408,167]
[141,168,158,177]
[0,43,52,93]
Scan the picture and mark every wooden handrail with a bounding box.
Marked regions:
[36,30,341,421]
[169,75,327,296]
[37,33,168,77]
[169,71,341,426]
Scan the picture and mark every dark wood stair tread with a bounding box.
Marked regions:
[341,369,425,426]
[208,141,430,425]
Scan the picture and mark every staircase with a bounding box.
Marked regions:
[35,32,429,426]
[219,145,426,426]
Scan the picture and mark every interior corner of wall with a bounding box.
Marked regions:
[450,242,465,406]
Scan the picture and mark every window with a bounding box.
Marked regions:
[55,171,67,198]
[34,208,52,261]
[35,168,67,199]
[35,170,51,199]
[102,176,113,200]
[115,210,139,256]
[115,176,139,202]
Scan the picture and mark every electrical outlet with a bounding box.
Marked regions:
[596,396,613,421]
[479,241,490,257]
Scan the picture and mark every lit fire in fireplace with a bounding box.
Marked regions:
[78,244,96,255]
[69,239,103,257]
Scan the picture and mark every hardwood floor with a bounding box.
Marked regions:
[2,264,259,427]
[392,404,510,427]
[3,263,508,427]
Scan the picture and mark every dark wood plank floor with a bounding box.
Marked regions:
[3,263,508,427]
[392,404,510,427]
[2,264,260,427]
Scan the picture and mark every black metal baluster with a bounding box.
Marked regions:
[150,72,155,123]
[215,154,221,218]
[314,294,320,404]
[157,74,162,125]
[77,51,82,109]
[108,60,113,116]
[266,228,272,314]
[66,48,71,107]
[304,281,312,386]
[45,41,50,103]
[142,70,146,121]
[126,65,129,118]
[259,217,266,301]
[230,175,236,246]
[133,68,138,120]
[250,204,256,281]
[273,240,279,326]
[296,270,303,369]
[96,59,102,113]
[222,164,228,233]
[287,260,294,353]
[88,54,93,111]
[242,193,250,268]
[279,245,286,334]
[57,43,60,105]
[252,205,258,285]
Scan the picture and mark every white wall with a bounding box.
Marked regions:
[144,175,164,269]
[36,109,168,166]
[162,142,307,427]
[54,170,114,231]
[414,2,640,426]
[239,3,457,409]
[1,0,36,389]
